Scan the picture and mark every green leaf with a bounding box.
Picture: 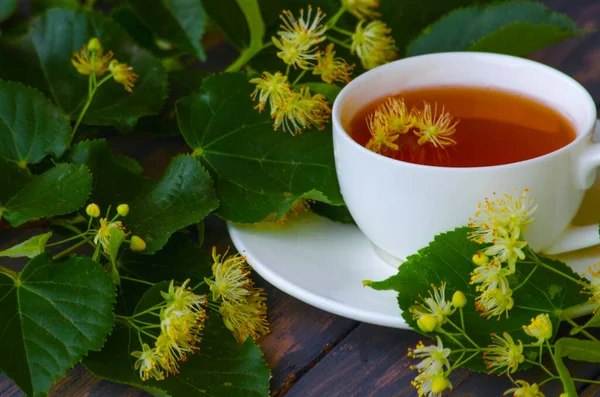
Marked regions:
[0,81,71,166]
[68,142,218,253]
[0,232,51,259]
[125,155,218,254]
[379,0,492,54]
[0,161,92,227]
[368,227,588,372]
[407,1,582,57]
[176,72,343,223]
[110,6,158,53]
[128,0,207,60]
[66,139,152,209]
[0,0,16,22]
[553,338,582,396]
[0,9,167,129]
[84,282,270,397]
[0,253,116,396]
[0,232,52,259]
[556,338,600,363]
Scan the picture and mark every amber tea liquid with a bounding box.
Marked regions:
[349,86,576,167]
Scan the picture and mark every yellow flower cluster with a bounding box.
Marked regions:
[410,283,461,333]
[131,279,207,381]
[251,7,355,135]
[504,380,545,397]
[72,37,139,92]
[407,337,452,397]
[468,190,536,319]
[206,247,270,343]
[351,20,396,69]
[251,71,331,135]
[85,203,146,253]
[483,332,524,375]
[342,0,381,20]
[365,97,459,154]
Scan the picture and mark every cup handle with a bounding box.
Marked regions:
[542,121,600,255]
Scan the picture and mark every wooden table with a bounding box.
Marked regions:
[1,1,600,396]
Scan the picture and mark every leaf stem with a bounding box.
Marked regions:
[293,70,307,85]
[70,73,113,144]
[512,264,538,292]
[52,238,91,260]
[121,276,155,286]
[46,232,93,247]
[572,378,600,384]
[326,4,348,28]
[0,265,18,279]
[563,316,599,341]
[559,302,596,320]
[447,318,480,348]
[525,359,556,378]
[453,351,480,369]
[326,35,352,50]
[192,279,206,291]
[438,328,465,349]
[330,25,354,36]
[528,248,582,285]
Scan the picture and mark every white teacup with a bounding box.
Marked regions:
[332,52,600,262]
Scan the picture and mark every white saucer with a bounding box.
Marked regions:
[228,177,600,329]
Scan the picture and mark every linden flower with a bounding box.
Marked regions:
[272,7,327,69]
[470,260,511,294]
[483,227,528,273]
[470,190,537,247]
[94,218,124,253]
[365,112,400,154]
[131,343,165,381]
[161,279,206,314]
[476,287,514,319]
[250,71,293,115]
[313,43,354,84]
[377,97,414,134]
[108,59,139,92]
[71,39,113,77]
[523,313,553,344]
[504,380,545,397]
[205,247,252,303]
[410,282,455,327]
[220,289,270,343]
[586,264,600,302]
[273,86,330,134]
[412,102,459,148]
[342,0,381,20]
[154,333,188,375]
[408,337,451,397]
[351,20,397,70]
[484,332,524,375]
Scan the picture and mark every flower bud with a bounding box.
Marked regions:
[431,374,451,394]
[452,291,467,308]
[117,204,129,217]
[87,37,102,53]
[416,314,438,333]
[130,235,146,252]
[86,203,101,218]
[472,252,489,266]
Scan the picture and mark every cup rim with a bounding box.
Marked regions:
[332,52,598,171]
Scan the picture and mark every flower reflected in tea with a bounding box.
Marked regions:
[412,102,459,148]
